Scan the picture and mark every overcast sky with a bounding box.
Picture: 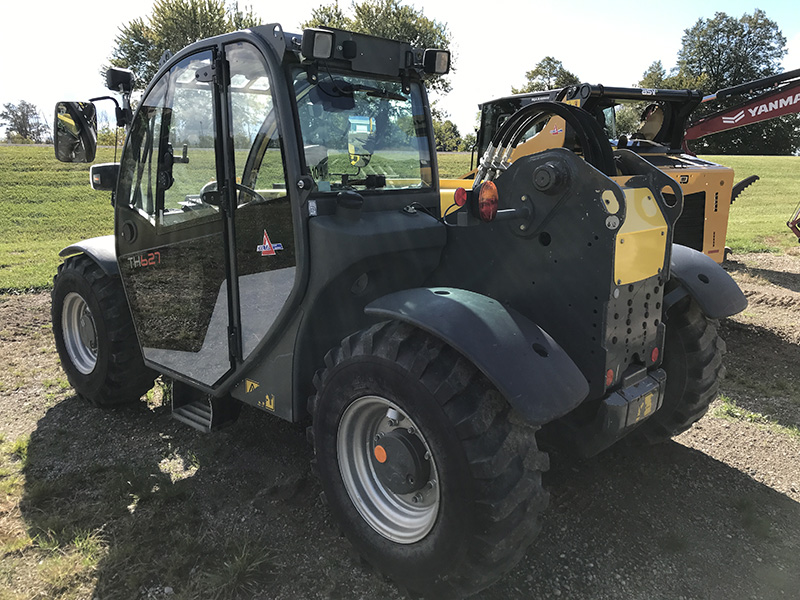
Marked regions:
[2,0,799,136]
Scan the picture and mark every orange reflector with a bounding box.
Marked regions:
[651,347,659,363]
[374,445,387,464]
[605,369,614,387]
[454,187,467,207]
[478,181,499,222]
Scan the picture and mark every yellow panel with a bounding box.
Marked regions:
[614,188,668,285]
[509,116,566,161]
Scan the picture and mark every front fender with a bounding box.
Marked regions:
[365,288,589,426]
[668,244,747,318]
[59,235,118,277]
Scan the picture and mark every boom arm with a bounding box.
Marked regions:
[684,68,800,141]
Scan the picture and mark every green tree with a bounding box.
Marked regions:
[512,57,580,94]
[1,101,51,143]
[110,0,260,88]
[303,0,452,93]
[669,9,799,154]
[432,119,461,152]
[459,132,476,153]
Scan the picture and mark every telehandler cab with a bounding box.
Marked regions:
[52,24,745,598]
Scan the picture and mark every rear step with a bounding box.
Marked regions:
[171,380,241,432]
[172,400,214,432]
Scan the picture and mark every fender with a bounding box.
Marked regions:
[668,244,747,318]
[59,235,118,277]
[366,287,589,426]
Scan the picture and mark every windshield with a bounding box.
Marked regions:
[293,69,433,192]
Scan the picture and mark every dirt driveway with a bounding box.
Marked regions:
[1,252,799,599]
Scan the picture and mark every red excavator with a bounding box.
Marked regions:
[683,68,800,241]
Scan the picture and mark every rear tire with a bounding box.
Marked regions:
[309,321,549,598]
[632,292,725,444]
[51,255,156,406]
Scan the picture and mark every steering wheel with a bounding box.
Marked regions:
[198,181,271,206]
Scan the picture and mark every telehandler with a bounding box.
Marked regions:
[51,24,745,598]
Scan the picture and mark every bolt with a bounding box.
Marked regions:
[424,451,431,460]
[387,419,397,427]
[412,493,424,504]
[408,427,415,434]
[520,224,527,231]
[374,432,384,443]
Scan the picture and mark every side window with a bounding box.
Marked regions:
[226,42,286,201]
[118,49,219,227]
[119,77,167,216]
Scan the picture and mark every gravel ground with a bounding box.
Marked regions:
[1,251,799,599]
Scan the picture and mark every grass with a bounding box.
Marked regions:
[0,146,116,292]
[0,145,797,292]
[705,155,800,255]
[713,395,800,441]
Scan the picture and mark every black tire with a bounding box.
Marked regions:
[51,254,156,406]
[632,292,726,444]
[309,321,549,598]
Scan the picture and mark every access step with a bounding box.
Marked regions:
[171,381,241,432]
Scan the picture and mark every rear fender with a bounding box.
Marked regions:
[366,287,589,426]
[667,244,747,318]
[59,235,118,277]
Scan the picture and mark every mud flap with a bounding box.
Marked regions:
[59,235,119,277]
[668,244,747,318]
[366,287,589,426]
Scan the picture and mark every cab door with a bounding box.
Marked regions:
[116,41,294,387]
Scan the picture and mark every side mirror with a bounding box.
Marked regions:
[54,102,97,163]
[348,116,375,169]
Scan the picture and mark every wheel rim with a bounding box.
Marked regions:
[337,396,440,544]
[62,292,98,375]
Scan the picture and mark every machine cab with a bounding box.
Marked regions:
[54,25,450,416]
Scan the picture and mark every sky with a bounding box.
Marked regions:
[1,0,799,137]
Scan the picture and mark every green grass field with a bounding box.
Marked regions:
[1,146,798,291]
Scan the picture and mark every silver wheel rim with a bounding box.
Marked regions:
[62,292,98,374]
[337,396,440,544]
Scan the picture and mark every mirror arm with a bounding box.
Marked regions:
[89,95,132,128]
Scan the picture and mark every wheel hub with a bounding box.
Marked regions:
[62,292,98,375]
[337,396,440,543]
[372,428,431,495]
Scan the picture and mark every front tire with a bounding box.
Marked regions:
[51,254,156,406]
[633,291,725,444]
[309,321,549,598]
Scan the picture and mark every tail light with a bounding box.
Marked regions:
[477,181,498,222]
[454,187,468,207]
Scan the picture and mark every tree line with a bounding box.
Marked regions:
[3,2,796,154]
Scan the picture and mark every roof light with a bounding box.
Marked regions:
[423,49,451,75]
[301,28,335,60]
[477,181,499,222]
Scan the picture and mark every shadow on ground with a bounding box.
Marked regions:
[725,258,800,294]
[20,395,800,599]
[719,318,800,430]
